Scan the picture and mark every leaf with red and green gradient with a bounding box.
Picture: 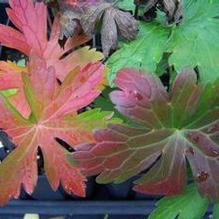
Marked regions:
[74,68,219,200]
[0,54,114,205]
[1,0,103,75]
[0,61,30,118]
[0,0,103,116]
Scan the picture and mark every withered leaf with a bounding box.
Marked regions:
[80,2,111,36]
[81,2,138,56]
[59,0,99,39]
[113,9,139,40]
[161,0,183,24]
[60,9,82,39]
[101,8,118,57]
[136,0,183,25]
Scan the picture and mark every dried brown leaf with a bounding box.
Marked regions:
[81,2,138,56]
[101,7,118,56]
[60,9,82,39]
[161,0,183,24]
[80,2,111,36]
[59,1,138,56]
[114,9,139,40]
[137,0,183,24]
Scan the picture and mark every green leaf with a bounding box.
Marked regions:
[1,89,17,97]
[73,108,123,128]
[116,0,135,11]
[94,87,116,112]
[107,0,219,85]
[107,22,169,86]
[213,203,219,219]
[94,87,139,126]
[168,0,219,83]
[148,185,209,219]
[0,59,25,98]
[17,59,26,67]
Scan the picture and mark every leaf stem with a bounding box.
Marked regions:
[134,5,139,18]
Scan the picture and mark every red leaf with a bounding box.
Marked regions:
[0,0,104,116]
[1,0,101,67]
[74,68,219,200]
[0,61,30,118]
[5,0,47,55]
[0,61,25,89]
[0,25,30,55]
[0,51,110,204]
[0,4,109,204]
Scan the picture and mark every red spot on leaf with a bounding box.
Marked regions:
[186,147,195,155]
[128,90,143,101]
[196,171,209,183]
[188,133,200,144]
[134,91,143,101]
[80,76,87,83]
[207,124,219,133]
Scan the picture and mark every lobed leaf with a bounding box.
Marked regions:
[0,61,30,117]
[116,0,135,11]
[107,0,219,85]
[168,0,219,82]
[107,22,169,86]
[148,184,209,219]
[74,68,219,200]
[0,0,103,116]
[213,203,219,219]
[80,1,138,57]
[0,0,113,205]
[0,55,111,205]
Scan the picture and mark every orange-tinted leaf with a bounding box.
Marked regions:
[0,0,103,79]
[0,61,30,118]
[0,53,109,205]
[0,0,103,115]
[0,61,26,90]
[9,90,30,119]
[7,0,47,55]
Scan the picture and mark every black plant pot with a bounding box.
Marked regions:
[20,174,96,201]
[0,2,7,23]
[31,175,66,201]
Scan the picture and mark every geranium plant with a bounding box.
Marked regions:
[74,68,219,197]
[0,0,118,205]
[0,0,219,218]
[107,0,219,85]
